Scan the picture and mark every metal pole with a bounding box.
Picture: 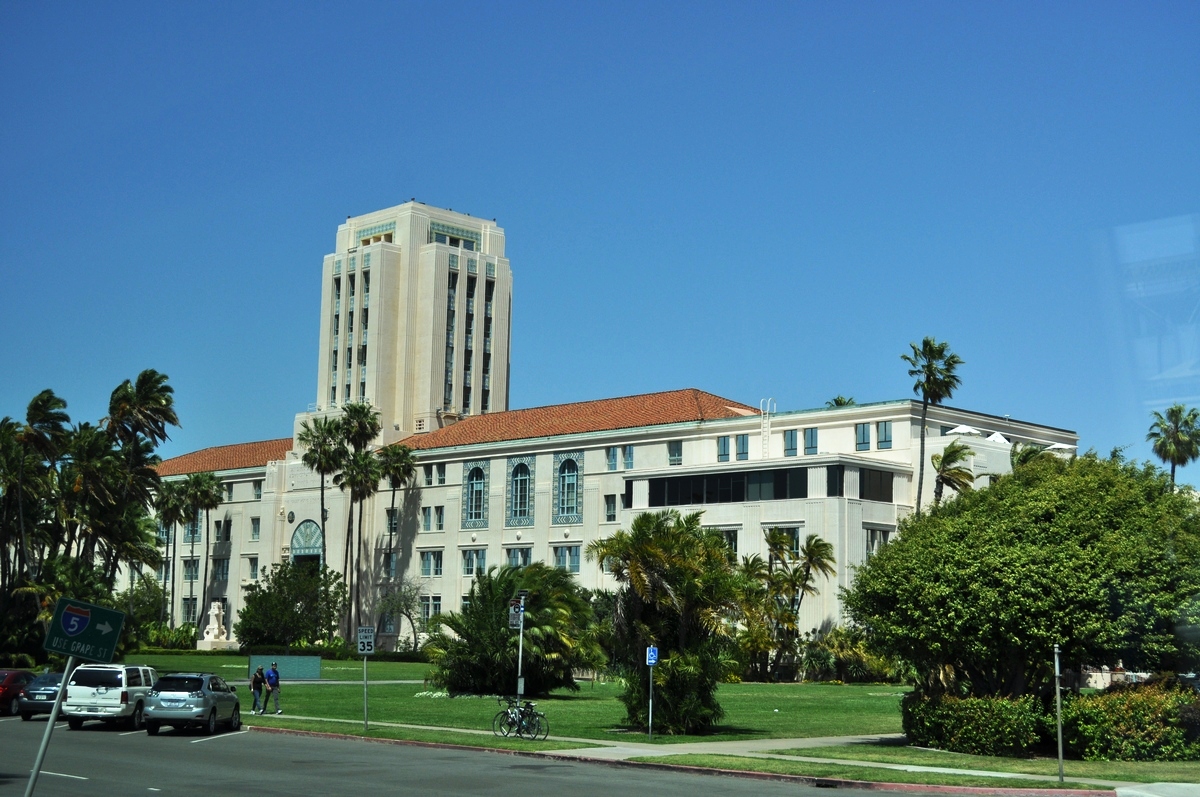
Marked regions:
[363,655,368,733]
[1054,643,1064,785]
[25,655,74,797]
[648,664,654,741]
[516,595,525,698]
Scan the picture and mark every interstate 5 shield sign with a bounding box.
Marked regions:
[44,598,125,663]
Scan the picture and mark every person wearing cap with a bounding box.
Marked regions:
[250,666,266,714]
[262,662,281,715]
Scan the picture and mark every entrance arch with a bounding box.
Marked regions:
[291,520,324,570]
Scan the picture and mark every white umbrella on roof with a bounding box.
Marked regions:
[946,424,982,435]
[986,432,1009,444]
[1046,443,1077,450]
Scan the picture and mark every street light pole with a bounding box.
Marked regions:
[1054,643,1064,785]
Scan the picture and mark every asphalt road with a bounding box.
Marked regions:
[1,714,932,797]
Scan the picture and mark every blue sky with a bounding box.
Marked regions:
[2,2,1198,477]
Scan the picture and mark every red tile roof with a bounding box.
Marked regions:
[403,389,757,451]
[158,437,293,477]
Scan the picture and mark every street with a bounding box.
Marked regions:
[0,715,928,797]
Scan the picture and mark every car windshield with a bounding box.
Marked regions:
[29,673,61,687]
[69,669,120,688]
[154,676,203,693]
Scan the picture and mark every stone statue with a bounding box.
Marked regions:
[202,600,226,641]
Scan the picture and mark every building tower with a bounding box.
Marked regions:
[309,202,513,441]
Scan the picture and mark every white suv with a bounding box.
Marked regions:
[62,664,158,730]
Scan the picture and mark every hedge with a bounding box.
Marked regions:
[901,693,1044,757]
[1061,682,1200,761]
[133,646,429,663]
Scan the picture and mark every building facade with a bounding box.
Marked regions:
[153,201,1077,646]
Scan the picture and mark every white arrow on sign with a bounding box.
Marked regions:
[97,622,113,635]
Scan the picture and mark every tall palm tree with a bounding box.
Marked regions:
[16,390,69,580]
[341,402,382,454]
[335,449,382,629]
[901,337,964,516]
[1146,404,1200,488]
[297,415,346,568]
[104,369,179,449]
[825,396,856,408]
[1010,442,1050,470]
[932,440,975,505]
[182,472,222,631]
[154,480,187,625]
[377,443,416,568]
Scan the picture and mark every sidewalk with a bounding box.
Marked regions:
[255,715,1200,796]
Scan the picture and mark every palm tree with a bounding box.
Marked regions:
[825,396,856,408]
[104,369,179,449]
[341,402,382,454]
[1010,442,1050,470]
[16,390,69,581]
[297,415,346,569]
[335,449,382,629]
[932,440,975,505]
[901,337,964,516]
[1146,404,1200,488]
[376,443,415,545]
[182,472,222,632]
[154,480,187,625]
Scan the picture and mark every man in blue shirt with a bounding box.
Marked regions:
[262,662,281,715]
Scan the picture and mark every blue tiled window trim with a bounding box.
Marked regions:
[505,455,536,528]
[552,451,584,525]
[461,460,490,529]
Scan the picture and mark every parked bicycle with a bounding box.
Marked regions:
[492,695,549,740]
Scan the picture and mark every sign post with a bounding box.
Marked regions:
[358,626,375,733]
[1054,643,1064,785]
[515,590,529,698]
[646,645,658,741]
[27,597,126,797]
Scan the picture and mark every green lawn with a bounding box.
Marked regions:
[628,755,1104,790]
[123,654,434,682]
[245,716,585,752]
[242,681,907,744]
[781,743,1200,785]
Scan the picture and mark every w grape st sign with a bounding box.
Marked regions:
[44,598,125,663]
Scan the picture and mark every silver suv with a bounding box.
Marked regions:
[63,664,158,730]
[144,673,241,735]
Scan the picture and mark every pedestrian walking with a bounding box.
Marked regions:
[263,661,281,715]
[250,666,265,714]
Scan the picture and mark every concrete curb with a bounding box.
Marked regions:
[247,725,1117,796]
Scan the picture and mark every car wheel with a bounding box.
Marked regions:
[7,699,18,716]
[228,705,241,732]
[204,710,217,736]
[128,704,144,731]
[146,721,160,736]
[67,718,83,731]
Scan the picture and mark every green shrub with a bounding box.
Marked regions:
[902,693,1044,757]
[1062,682,1200,761]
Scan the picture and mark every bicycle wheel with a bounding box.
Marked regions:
[535,713,549,741]
[492,710,512,737]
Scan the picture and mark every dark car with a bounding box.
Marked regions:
[0,670,36,716]
[16,672,63,720]
[144,673,241,735]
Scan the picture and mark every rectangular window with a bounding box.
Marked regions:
[622,481,632,509]
[877,421,893,450]
[722,528,738,553]
[423,465,433,486]
[249,557,258,580]
[157,561,171,582]
[804,427,818,455]
[668,440,683,466]
[182,598,197,624]
[784,429,798,457]
[461,595,471,611]
[382,612,396,633]
[860,468,894,503]
[507,547,531,568]
[222,519,232,542]
[717,436,729,462]
[422,507,432,531]
[250,517,260,541]
[224,483,234,502]
[827,464,845,497]
[253,480,262,500]
[736,434,749,461]
[769,528,801,568]
[606,447,618,471]
[856,423,871,452]
[554,545,581,573]
[435,506,445,531]
[867,528,892,557]
[383,552,396,580]
[623,445,634,470]
[420,550,443,577]
[437,464,446,485]
[462,548,485,576]
[604,494,617,522]
[183,559,199,582]
[386,508,397,535]
[213,558,229,581]
[419,595,441,626]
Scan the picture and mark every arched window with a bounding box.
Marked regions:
[558,459,578,516]
[511,464,530,519]
[466,467,485,521]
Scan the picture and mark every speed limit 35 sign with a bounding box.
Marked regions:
[357,626,376,656]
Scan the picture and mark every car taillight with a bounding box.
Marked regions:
[63,687,68,700]
[120,690,129,704]
[188,691,204,698]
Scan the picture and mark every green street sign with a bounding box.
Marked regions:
[44,598,125,663]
